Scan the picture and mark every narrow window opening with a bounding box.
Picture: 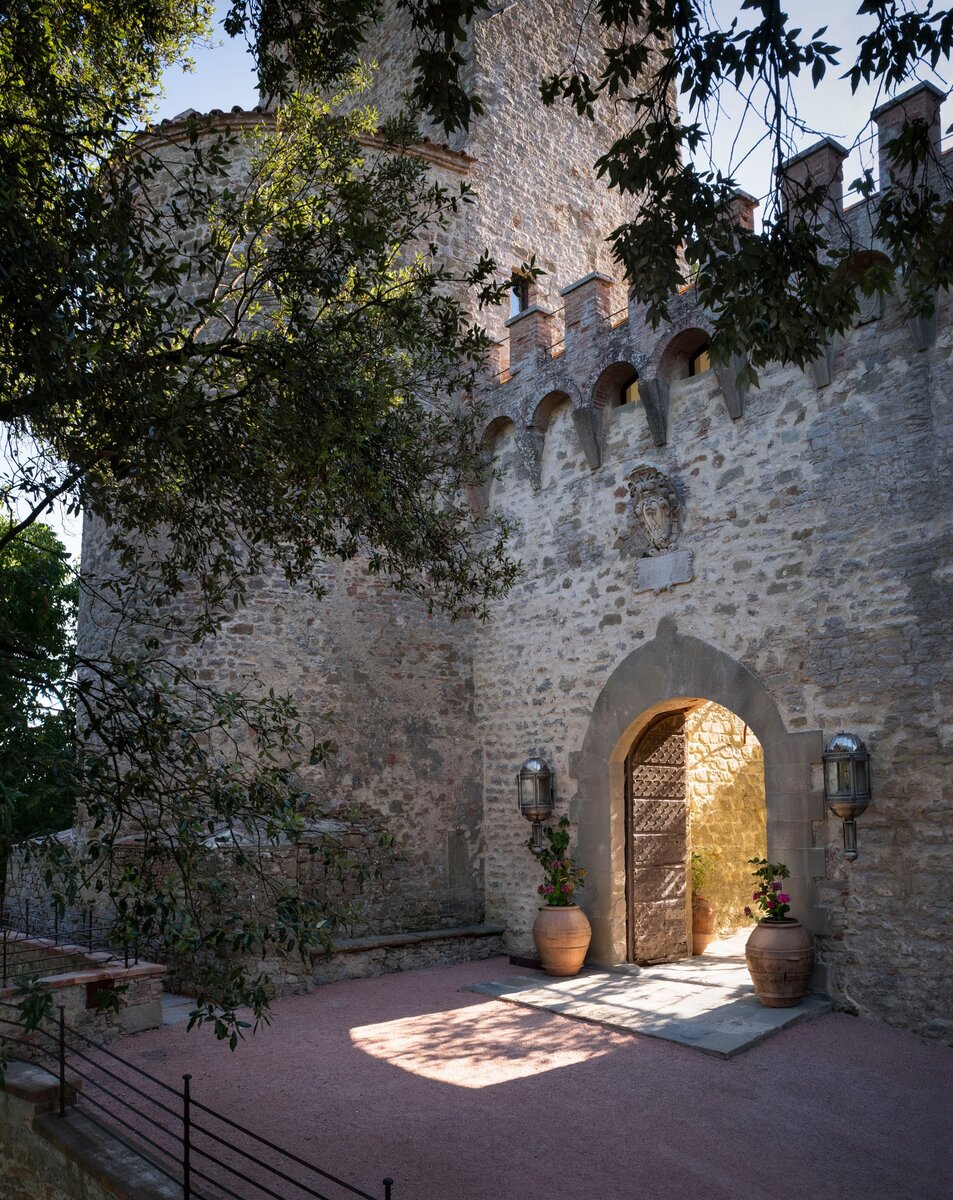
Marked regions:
[688,344,711,377]
[619,374,640,406]
[509,275,530,319]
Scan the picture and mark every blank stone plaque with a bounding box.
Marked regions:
[634,549,694,594]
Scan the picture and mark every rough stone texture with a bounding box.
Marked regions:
[473,274,953,1040]
[343,0,646,343]
[75,3,647,981]
[73,34,953,1044]
[685,703,767,938]
[306,926,506,987]
[0,944,166,1052]
[0,1063,179,1200]
[1,935,90,980]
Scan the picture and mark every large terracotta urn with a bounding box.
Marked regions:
[532,905,592,977]
[691,894,715,955]
[745,919,814,1007]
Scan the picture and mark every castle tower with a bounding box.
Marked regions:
[350,0,643,336]
[73,2,653,982]
[64,7,953,1037]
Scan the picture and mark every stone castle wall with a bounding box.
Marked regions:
[73,16,953,1044]
[341,0,645,340]
[471,236,952,1039]
[76,4,652,950]
[685,703,766,939]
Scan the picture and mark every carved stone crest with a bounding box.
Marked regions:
[627,465,680,555]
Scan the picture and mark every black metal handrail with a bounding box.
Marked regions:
[0,900,149,986]
[0,999,396,1200]
[1,897,145,955]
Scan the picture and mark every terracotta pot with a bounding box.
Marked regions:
[532,904,592,977]
[745,919,814,1008]
[691,894,715,955]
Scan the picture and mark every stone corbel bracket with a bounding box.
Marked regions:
[713,354,749,420]
[638,377,670,446]
[517,427,545,491]
[907,291,938,351]
[572,404,604,469]
[810,338,836,388]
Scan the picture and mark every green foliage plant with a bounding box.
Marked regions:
[744,857,792,922]
[1,4,525,1047]
[531,817,587,908]
[0,523,77,887]
[690,847,717,895]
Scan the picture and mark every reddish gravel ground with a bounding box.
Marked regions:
[109,956,953,1200]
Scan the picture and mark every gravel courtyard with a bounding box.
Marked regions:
[112,957,953,1200]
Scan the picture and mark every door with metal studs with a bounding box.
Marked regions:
[626,711,689,964]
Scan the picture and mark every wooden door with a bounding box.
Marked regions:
[626,712,688,963]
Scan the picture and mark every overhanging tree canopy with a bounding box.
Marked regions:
[236,1,953,376]
[3,0,952,1040]
[1,2,518,1040]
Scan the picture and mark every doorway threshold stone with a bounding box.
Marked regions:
[466,958,832,1058]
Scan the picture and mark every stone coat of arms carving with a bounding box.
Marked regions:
[627,465,680,556]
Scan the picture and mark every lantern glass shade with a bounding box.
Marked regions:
[822,732,871,820]
[826,757,852,797]
[517,757,554,825]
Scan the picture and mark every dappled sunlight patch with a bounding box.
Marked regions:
[349,1001,611,1087]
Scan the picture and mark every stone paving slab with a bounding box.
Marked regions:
[159,993,194,1026]
[466,953,832,1058]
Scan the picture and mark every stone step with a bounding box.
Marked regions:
[468,966,833,1059]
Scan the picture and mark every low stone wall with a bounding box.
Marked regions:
[257,923,507,994]
[0,936,166,1054]
[1,934,91,981]
[0,1061,179,1200]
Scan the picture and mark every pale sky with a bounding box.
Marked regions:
[40,2,953,563]
[152,2,950,205]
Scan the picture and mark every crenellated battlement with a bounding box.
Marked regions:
[474,81,950,489]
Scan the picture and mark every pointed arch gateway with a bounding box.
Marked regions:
[570,618,827,979]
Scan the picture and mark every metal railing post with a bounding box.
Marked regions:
[182,1073,192,1200]
[58,1006,66,1117]
[383,1177,394,1200]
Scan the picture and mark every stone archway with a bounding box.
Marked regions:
[569,618,826,980]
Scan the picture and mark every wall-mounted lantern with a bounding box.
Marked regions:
[822,732,871,861]
[517,757,554,855]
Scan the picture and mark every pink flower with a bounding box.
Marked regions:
[744,906,753,917]
[562,883,573,893]
[771,880,782,891]
[537,885,545,895]
[544,884,554,894]
[752,892,761,901]
[777,893,790,904]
